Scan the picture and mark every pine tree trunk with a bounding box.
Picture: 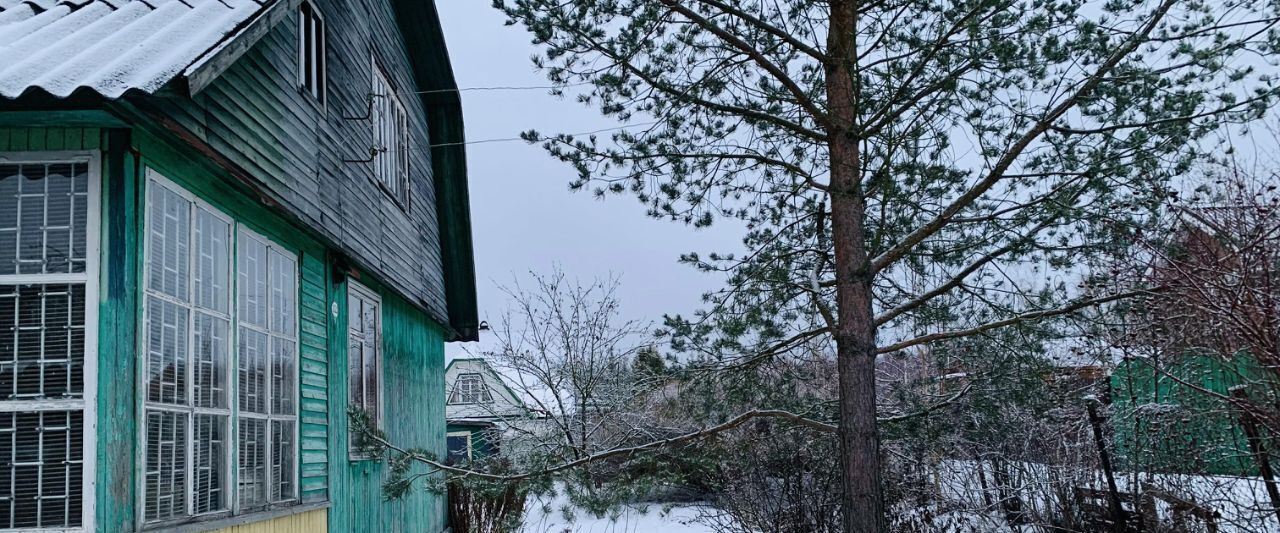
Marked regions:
[826,2,887,531]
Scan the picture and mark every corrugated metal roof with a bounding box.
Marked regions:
[0,0,273,98]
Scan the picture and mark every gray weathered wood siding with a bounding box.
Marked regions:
[144,0,449,323]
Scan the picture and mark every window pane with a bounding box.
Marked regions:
[301,3,313,94]
[238,417,268,510]
[193,208,230,314]
[446,436,469,463]
[268,250,295,335]
[237,234,268,329]
[193,414,228,515]
[146,296,188,405]
[144,409,187,522]
[271,338,296,416]
[0,163,89,276]
[347,336,362,412]
[238,328,268,414]
[0,165,17,275]
[271,420,295,502]
[193,313,229,409]
[148,184,190,300]
[0,410,83,528]
[0,284,85,400]
[362,333,377,417]
[315,19,325,102]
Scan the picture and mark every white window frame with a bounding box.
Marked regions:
[0,151,101,533]
[136,171,299,530]
[346,280,382,460]
[449,373,492,405]
[296,0,325,104]
[370,58,409,209]
[234,227,300,512]
[446,431,472,461]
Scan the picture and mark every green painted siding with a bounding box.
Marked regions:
[3,103,449,531]
[299,253,331,502]
[328,275,446,533]
[99,128,140,532]
[1111,353,1273,476]
[0,126,102,151]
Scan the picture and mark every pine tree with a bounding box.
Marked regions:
[493,1,1280,529]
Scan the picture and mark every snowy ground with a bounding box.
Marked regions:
[520,493,719,533]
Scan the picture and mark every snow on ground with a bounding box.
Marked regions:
[520,493,720,533]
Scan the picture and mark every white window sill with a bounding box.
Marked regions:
[155,501,329,533]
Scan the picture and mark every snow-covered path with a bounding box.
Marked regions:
[520,495,719,533]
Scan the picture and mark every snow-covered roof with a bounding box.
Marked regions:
[0,0,272,98]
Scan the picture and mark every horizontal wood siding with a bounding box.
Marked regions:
[208,508,328,533]
[328,274,446,532]
[299,252,330,502]
[145,0,449,326]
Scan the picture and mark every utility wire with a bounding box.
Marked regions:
[411,82,594,95]
[424,119,660,146]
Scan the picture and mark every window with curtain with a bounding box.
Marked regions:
[141,173,297,527]
[0,159,93,530]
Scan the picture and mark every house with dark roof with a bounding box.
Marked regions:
[0,0,476,531]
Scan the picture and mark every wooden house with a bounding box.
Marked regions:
[0,0,477,531]
[444,358,533,463]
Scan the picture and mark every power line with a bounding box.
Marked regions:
[411,82,594,95]
[427,119,655,146]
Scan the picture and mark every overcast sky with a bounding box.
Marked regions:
[436,2,742,358]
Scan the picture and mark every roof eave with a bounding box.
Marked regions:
[391,0,479,342]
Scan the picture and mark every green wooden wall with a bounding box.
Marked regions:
[328,274,447,533]
[1111,353,1274,476]
[2,118,447,531]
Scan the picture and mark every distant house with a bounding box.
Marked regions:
[444,358,534,462]
[1109,206,1278,476]
[0,0,477,531]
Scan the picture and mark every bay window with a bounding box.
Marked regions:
[141,171,297,527]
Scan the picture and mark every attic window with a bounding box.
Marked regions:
[449,373,492,405]
[371,62,410,207]
[297,1,325,103]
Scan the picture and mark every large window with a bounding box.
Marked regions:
[141,172,297,527]
[346,281,380,457]
[0,157,96,531]
[371,61,409,207]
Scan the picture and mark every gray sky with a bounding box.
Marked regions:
[436,2,742,358]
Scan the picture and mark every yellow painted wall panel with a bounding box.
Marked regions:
[208,509,327,533]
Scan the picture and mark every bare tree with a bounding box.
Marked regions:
[478,270,656,475]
